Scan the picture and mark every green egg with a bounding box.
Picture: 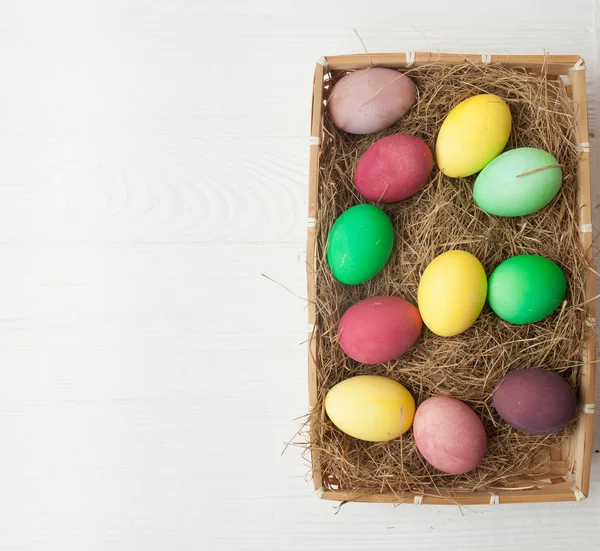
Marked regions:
[473,148,561,216]
[326,204,394,285]
[488,255,566,324]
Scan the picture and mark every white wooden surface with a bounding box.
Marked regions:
[0,1,599,549]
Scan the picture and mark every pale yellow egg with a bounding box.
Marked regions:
[418,250,487,336]
[325,375,415,442]
[436,94,512,177]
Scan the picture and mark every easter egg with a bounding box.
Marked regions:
[488,255,566,324]
[413,396,487,475]
[328,68,416,134]
[474,148,562,216]
[436,94,512,177]
[417,250,487,336]
[354,134,433,203]
[493,368,576,434]
[325,375,415,442]
[338,296,422,364]
[327,204,394,285]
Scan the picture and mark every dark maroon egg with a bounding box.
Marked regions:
[492,368,576,435]
[338,296,422,364]
[354,134,433,203]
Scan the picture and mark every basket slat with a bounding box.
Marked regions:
[324,53,582,75]
[308,59,325,493]
[571,66,596,498]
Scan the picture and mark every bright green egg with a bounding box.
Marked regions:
[327,204,394,285]
[473,148,561,216]
[488,255,566,324]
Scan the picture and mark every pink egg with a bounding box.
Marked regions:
[338,296,422,364]
[328,68,416,134]
[355,134,433,202]
[413,396,487,475]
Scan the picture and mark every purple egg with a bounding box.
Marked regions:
[492,368,576,435]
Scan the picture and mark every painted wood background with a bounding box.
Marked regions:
[0,1,599,549]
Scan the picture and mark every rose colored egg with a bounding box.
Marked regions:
[492,368,576,435]
[328,67,416,134]
[354,134,433,202]
[413,396,487,475]
[338,296,422,365]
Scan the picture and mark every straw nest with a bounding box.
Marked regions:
[308,62,588,499]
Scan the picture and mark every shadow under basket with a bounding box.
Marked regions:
[306,53,596,505]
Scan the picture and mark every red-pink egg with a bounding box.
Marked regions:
[355,134,433,202]
[338,296,422,364]
[328,68,416,134]
[413,396,487,475]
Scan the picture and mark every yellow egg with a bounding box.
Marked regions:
[436,94,512,177]
[325,375,415,442]
[418,250,487,336]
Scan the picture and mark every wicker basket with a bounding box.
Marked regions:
[306,53,595,505]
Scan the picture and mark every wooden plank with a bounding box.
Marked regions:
[321,488,577,504]
[324,52,582,72]
[570,66,596,498]
[308,59,326,494]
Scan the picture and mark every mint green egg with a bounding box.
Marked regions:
[473,148,561,216]
[327,204,394,285]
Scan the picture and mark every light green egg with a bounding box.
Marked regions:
[473,148,561,216]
